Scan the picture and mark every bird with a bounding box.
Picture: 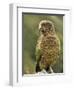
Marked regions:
[35,20,60,73]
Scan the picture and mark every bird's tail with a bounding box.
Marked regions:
[36,62,41,73]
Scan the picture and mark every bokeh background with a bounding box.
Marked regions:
[22,13,63,75]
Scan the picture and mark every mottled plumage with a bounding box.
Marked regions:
[36,20,60,73]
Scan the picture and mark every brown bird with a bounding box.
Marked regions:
[35,20,60,73]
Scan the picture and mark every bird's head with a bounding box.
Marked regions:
[39,20,55,36]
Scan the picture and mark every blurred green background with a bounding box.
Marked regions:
[22,13,63,75]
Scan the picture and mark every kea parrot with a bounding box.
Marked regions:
[35,20,60,73]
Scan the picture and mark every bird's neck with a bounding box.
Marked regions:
[43,32,55,37]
